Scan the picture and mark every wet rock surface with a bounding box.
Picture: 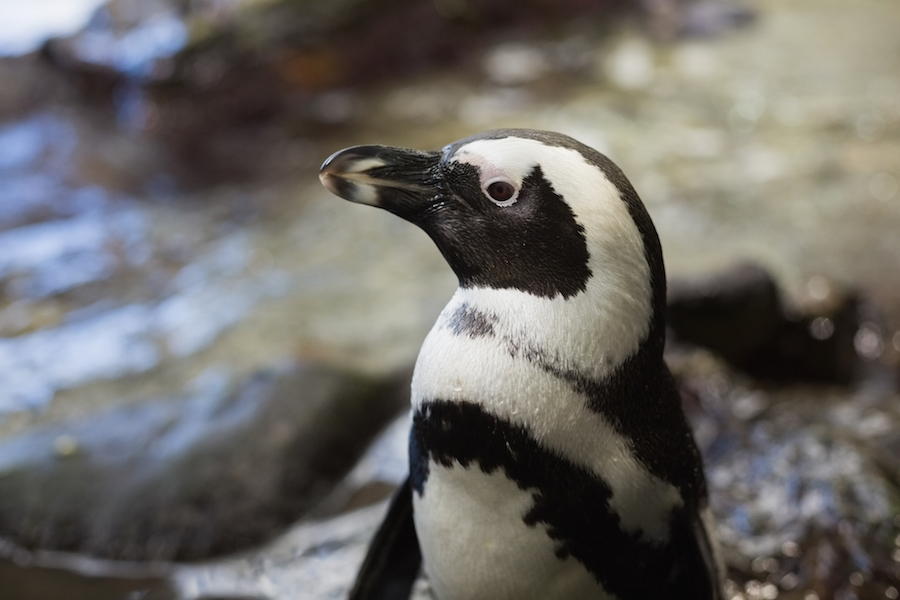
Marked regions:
[0,362,409,561]
[668,263,863,384]
[674,352,900,600]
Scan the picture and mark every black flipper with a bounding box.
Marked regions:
[349,476,422,600]
[689,510,723,600]
[667,507,723,600]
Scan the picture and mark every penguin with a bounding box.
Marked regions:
[319,129,722,600]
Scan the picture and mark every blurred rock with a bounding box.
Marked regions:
[0,410,414,600]
[150,499,408,600]
[676,352,900,600]
[668,263,862,384]
[0,361,409,561]
[36,0,633,182]
[151,413,415,600]
[668,263,782,363]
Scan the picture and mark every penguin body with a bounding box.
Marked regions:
[320,130,721,600]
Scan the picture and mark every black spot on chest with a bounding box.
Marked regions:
[426,165,592,299]
[446,302,496,338]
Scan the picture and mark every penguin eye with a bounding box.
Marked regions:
[484,179,518,205]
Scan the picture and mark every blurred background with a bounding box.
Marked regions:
[0,0,898,598]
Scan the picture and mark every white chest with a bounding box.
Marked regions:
[413,463,612,600]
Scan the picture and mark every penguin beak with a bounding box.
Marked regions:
[319,145,442,220]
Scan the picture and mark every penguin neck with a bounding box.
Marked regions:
[446,273,658,383]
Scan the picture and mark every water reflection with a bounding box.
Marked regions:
[0,0,109,56]
[0,227,289,413]
[71,10,187,78]
[0,111,291,414]
[0,114,80,228]
[0,210,147,299]
[0,304,159,412]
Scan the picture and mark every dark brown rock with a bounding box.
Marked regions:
[0,361,409,562]
[667,264,862,384]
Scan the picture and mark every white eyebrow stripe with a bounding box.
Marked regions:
[453,148,531,188]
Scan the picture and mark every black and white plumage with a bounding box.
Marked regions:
[319,129,722,600]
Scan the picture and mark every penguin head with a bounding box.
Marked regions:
[320,129,667,355]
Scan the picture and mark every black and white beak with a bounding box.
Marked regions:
[319,145,442,222]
